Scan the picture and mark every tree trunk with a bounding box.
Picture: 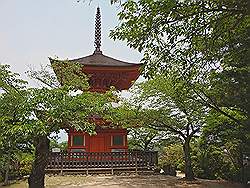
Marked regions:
[4,153,11,185]
[144,141,150,151]
[183,137,194,180]
[28,136,50,188]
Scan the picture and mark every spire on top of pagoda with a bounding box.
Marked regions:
[94,7,102,54]
[50,6,142,68]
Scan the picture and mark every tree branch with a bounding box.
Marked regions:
[149,117,186,139]
[193,88,242,125]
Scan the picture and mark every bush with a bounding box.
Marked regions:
[159,144,184,172]
[192,144,242,182]
[18,153,34,177]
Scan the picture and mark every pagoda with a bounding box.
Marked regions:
[50,7,141,153]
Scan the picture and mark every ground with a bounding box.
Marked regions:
[0,174,245,188]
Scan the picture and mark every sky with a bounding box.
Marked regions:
[0,0,142,79]
[0,0,142,142]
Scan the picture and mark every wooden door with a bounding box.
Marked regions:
[89,136,105,152]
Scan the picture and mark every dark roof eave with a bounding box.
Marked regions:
[75,63,143,67]
[49,54,143,67]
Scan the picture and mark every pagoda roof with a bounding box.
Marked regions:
[67,52,142,67]
[50,7,142,92]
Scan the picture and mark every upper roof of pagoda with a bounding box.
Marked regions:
[50,7,141,92]
[68,52,141,67]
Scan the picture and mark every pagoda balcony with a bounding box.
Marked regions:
[46,150,158,174]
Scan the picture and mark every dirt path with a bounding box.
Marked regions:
[1,175,244,188]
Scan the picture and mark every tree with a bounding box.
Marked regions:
[127,127,165,151]
[110,0,249,77]
[110,0,249,127]
[194,108,249,182]
[0,63,113,188]
[49,139,68,151]
[108,75,207,180]
[110,2,249,182]
[0,65,32,185]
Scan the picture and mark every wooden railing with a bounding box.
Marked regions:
[46,151,158,174]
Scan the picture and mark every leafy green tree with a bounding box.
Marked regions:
[108,75,207,180]
[0,65,32,185]
[110,0,249,79]
[0,63,112,188]
[110,0,249,127]
[192,141,242,181]
[128,127,165,151]
[192,109,249,182]
[110,2,249,182]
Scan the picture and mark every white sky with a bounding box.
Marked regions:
[0,0,143,142]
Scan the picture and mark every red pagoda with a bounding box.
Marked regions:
[50,7,141,153]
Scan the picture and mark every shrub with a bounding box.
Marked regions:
[159,144,184,172]
[18,153,34,177]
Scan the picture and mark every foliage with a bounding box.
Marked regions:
[110,1,249,181]
[111,0,249,78]
[17,153,34,177]
[0,63,113,187]
[159,144,184,171]
[191,109,249,182]
[127,127,166,151]
[0,152,33,182]
[108,75,207,180]
[192,142,241,181]
[110,0,250,130]
[49,139,68,151]
[0,65,33,184]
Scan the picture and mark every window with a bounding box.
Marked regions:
[72,135,84,146]
[112,135,124,146]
